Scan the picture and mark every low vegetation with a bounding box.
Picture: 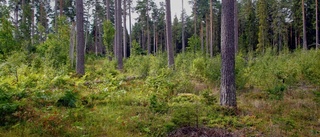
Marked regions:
[0,50,320,136]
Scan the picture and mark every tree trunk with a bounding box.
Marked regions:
[210,0,213,57]
[116,0,123,70]
[220,0,236,107]
[106,0,110,20]
[147,0,151,54]
[302,0,307,50]
[70,22,76,68]
[76,0,85,75]
[129,0,132,55]
[182,0,185,53]
[206,15,209,56]
[234,0,238,53]
[316,0,319,50]
[59,0,63,16]
[154,22,156,54]
[31,0,35,45]
[193,0,197,36]
[123,0,127,58]
[201,20,204,53]
[166,0,174,67]
[54,0,58,32]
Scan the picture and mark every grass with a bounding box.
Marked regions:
[0,50,320,136]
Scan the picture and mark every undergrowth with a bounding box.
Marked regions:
[0,50,319,136]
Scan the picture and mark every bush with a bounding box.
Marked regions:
[56,90,78,108]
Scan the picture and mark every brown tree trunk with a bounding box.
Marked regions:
[166,0,174,67]
[59,0,63,16]
[123,0,127,58]
[147,0,151,54]
[302,0,308,50]
[106,0,110,20]
[76,0,85,75]
[234,0,238,53]
[220,0,236,107]
[31,0,35,45]
[129,0,132,54]
[210,0,214,57]
[206,15,209,55]
[182,0,185,53]
[70,22,76,68]
[316,0,319,50]
[201,19,204,52]
[116,0,123,70]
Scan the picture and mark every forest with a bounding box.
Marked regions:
[0,0,320,136]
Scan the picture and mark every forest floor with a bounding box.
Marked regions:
[1,52,320,137]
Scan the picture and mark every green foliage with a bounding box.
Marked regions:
[149,95,168,113]
[103,20,115,57]
[36,16,70,68]
[0,17,18,58]
[131,40,146,56]
[56,90,78,108]
[187,35,201,52]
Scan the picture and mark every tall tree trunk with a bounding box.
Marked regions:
[166,0,174,67]
[54,0,58,32]
[70,22,76,68]
[14,2,18,35]
[220,0,236,107]
[95,0,98,56]
[129,0,132,54]
[234,0,238,53]
[316,0,319,50]
[147,0,151,54]
[206,15,209,55]
[182,0,185,53]
[302,0,307,50]
[193,0,197,36]
[59,0,63,16]
[76,0,85,75]
[201,20,204,52]
[123,0,127,58]
[106,0,110,20]
[154,22,156,54]
[31,0,35,45]
[116,0,123,70]
[210,0,213,57]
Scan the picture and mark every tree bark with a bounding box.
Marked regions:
[59,0,63,16]
[234,0,238,53]
[182,0,185,53]
[106,0,110,20]
[316,0,319,50]
[302,0,308,50]
[76,0,85,75]
[123,0,127,58]
[193,0,197,36]
[166,0,174,67]
[129,0,132,54]
[147,0,151,54]
[210,0,213,57]
[70,22,76,68]
[220,0,236,107]
[201,19,204,53]
[116,0,123,70]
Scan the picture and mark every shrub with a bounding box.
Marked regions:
[56,90,78,108]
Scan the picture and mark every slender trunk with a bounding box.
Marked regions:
[60,0,63,16]
[234,0,238,53]
[31,0,35,45]
[55,0,58,32]
[302,0,307,50]
[166,0,174,67]
[210,0,213,57]
[220,0,236,107]
[182,0,185,53]
[201,20,204,53]
[316,0,319,50]
[154,22,156,54]
[76,0,85,75]
[206,15,209,56]
[129,0,132,55]
[70,22,76,68]
[106,0,110,20]
[14,2,18,33]
[123,0,127,58]
[116,0,123,69]
[147,0,151,54]
[193,0,197,36]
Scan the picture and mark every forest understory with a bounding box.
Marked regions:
[1,51,320,137]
